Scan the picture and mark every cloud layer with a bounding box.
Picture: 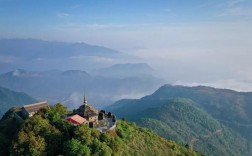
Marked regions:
[0,0,252,91]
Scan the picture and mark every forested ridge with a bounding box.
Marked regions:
[107,85,252,156]
[0,103,201,156]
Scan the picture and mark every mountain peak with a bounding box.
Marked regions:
[12,69,27,76]
[61,70,90,77]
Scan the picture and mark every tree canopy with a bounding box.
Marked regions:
[0,103,202,156]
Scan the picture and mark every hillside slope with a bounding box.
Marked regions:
[135,99,251,156]
[108,90,252,155]
[0,103,201,156]
[0,86,37,118]
[144,85,252,140]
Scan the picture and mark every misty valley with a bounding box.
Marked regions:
[1,39,252,156]
[1,1,252,155]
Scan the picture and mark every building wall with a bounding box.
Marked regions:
[89,116,98,122]
[29,112,36,117]
[108,124,116,131]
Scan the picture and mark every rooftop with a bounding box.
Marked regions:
[23,101,48,113]
[76,96,98,118]
[66,114,87,124]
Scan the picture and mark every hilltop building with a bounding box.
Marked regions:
[21,101,48,118]
[66,114,87,125]
[75,96,99,123]
[66,96,117,132]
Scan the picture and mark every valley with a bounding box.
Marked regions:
[1,39,252,155]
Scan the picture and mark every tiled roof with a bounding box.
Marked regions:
[77,104,98,118]
[23,101,48,113]
[66,114,87,124]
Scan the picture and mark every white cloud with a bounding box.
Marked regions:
[227,0,245,7]
[217,0,246,8]
[57,13,70,18]
[163,8,172,13]
[219,7,252,17]
[69,56,115,66]
[41,20,252,91]
[53,23,158,32]
[174,78,252,92]
[217,0,252,17]
[53,23,124,32]
[71,4,81,9]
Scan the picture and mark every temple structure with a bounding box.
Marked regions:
[66,96,117,132]
[75,96,99,123]
[21,101,48,118]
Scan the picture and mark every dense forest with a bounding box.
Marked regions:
[107,85,252,156]
[0,103,201,156]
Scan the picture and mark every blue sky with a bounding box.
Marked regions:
[0,0,251,39]
[1,0,252,91]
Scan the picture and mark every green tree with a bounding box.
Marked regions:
[108,137,124,155]
[46,103,68,123]
[0,132,10,155]
[74,124,92,145]
[64,139,90,156]
[15,115,62,155]
[91,128,100,139]
[91,139,112,156]
[11,131,46,156]
[54,119,74,140]
[100,133,112,144]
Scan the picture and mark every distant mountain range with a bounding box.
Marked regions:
[0,38,137,73]
[107,85,252,156]
[93,63,155,78]
[0,69,165,109]
[0,38,119,58]
[0,86,37,118]
[0,38,164,108]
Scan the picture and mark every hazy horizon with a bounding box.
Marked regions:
[1,0,252,91]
